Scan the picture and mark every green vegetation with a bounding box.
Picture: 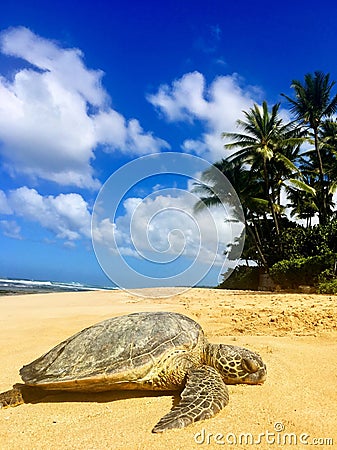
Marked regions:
[270,254,335,289]
[217,266,260,291]
[194,71,337,293]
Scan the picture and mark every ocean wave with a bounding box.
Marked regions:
[0,278,116,294]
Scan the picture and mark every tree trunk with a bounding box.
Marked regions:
[263,159,282,255]
[314,127,327,225]
[247,222,269,271]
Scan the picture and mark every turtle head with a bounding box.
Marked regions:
[207,344,267,385]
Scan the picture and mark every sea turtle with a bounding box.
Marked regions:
[0,311,266,432]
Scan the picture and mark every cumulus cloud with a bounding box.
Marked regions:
[1,27,107,107]
[93,112,169,155]
[93,191,241,266]
[0,220,22,239]
[147,71,262,160]
[1,187,91,242]
[0,189,12,214]
[0,27,169,188]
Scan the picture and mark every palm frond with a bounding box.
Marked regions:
[274,153,300,174]
[193,196,222,213]
[328,180,337,195]
[287,179,316,196]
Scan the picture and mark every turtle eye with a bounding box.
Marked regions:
[242,358,259,373]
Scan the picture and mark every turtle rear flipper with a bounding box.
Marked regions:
[0,385,24,408]
[152,366,229,433]
[0,384,48,408]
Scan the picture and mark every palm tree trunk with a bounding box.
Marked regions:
[247,222,269,271]
[271,183,282,232]
[314,127,327,224]
[263,159,282,255]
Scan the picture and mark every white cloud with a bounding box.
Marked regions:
[1,26,106,107]
[0,27,169,188]
[93,112,169,155]
[0,220,22,239]
[0,189,12,214]
[148,71,262,160]
[93,190,242,266]
[126,119,170,155]
[147,72,209,122]
[1,187,91,241]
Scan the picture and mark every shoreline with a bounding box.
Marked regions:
[1,289,336,449]
[0,277,117,296]
[0,287,115,296]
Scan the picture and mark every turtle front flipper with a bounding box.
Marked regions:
[0,385,24,408]
[152,366,229,433]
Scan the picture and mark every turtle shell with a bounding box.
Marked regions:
[20,311,204,391]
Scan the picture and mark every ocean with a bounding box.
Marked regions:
[0,278,117,295]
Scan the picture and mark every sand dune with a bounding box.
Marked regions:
[0,288,336,449]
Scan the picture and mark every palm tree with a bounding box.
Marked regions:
[193,102,312,270]
[286,184,318,227]
[320,120,337,202]
[287,119,337,224]
[222,101,303,242]
[281,71,337,224]
[193,158,270,269]
[193,158,267,217]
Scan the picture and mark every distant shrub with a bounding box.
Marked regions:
[317,279,337,294]
[218,265,260,290]
[270,254,336,289]
[316,267,337,294]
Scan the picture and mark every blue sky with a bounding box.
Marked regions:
[1,0,337,288]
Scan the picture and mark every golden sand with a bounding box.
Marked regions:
[0,288,336,449]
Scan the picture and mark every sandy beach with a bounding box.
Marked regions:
[0,288,336,449]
